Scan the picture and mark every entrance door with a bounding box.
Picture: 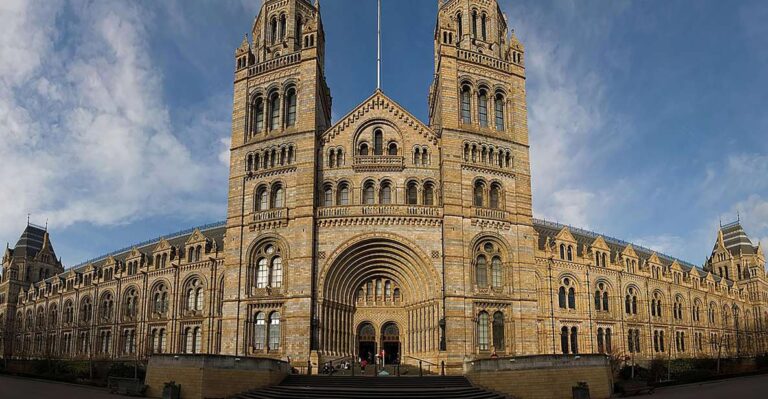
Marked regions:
[381,322,400,364]
[358,322,376,363]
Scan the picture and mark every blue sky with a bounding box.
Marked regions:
[0,0,766,268]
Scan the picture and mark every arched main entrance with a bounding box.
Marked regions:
[319,235,442,363]
[358,322,376,363]
[381,322,400,364]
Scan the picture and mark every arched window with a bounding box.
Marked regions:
[269,312,281,350]
[423,182,435,206]
[379,182,392,204]
[152,284,169,316]
[359,143,369,156]
[295,17,303,48]
[491,256,502,288]
[285,88,297,127]
[558,287,567,309]
[186,278,203,312]
[271,184,285,208]
[406,182,418,205]
[257,187,268,211]
[80,297,92,323]
[489,184,501,209]
[567,245,573,261]
[625,287,638,315]
[477,312,489,351]
[457,13,463,39]
[473,181,484,207]
[268,91,280,131]
[363,181,375,205]
[279,14,286,41]
[256,258,268,288]
[570,327,579,354]
[481,14,487,41]
[597,328,605,353]
[461,85,472,124]
[568,287,576,309]
[476,255,488,287]
[254,312,266,350]
[323,185,333,207]
[271,257,282,288]
[471,10,478,38]
[494,93,505,131]
[492,311,504,351]
[374,130,384,155]
[337,183,350,205]
[561,326,569,354]
[270,17,278,44]
[594,282,609,312]
[336,149,343,167]
[253,97,265,134]
[478,89,489,127]
[100,292,114,322]
[388,142,398,156]
[123,289,138,320]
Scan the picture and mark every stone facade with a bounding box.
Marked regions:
[1,0,767,373]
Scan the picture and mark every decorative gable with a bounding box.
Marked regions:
[321,90,438,146]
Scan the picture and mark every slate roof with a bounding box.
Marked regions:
[11,224,51,259]
[531,218,729,283]
[54,221,226,279]
[718,221,756,256]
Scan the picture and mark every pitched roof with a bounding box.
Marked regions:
[717,221,756,256]
[532,218,706,276]
[12,224,51,259]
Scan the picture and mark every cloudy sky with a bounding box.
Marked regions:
[0,0,766,268]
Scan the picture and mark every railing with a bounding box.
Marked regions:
[352,155,404,171]
[457,49,512,72]
[403,355,443,376]
[473,208,507,220]
[317,205,442,219]
[248,52,301,76]
[253,209,286,222]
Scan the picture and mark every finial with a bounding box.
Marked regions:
[27,213,30,226]
[737,211,740,222]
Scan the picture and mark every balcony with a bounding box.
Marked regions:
[352,155,404,172]
[251,209,288,231]
[457,49,514,72]
[248,52,301,76]
[473,208,507,221]
[317,205,442,219]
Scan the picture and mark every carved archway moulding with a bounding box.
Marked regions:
[318,232,441,304]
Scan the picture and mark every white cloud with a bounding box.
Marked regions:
[500,3,630,228]
[0,0,224,241]
[730,195,768,243]
[634,235,686,256]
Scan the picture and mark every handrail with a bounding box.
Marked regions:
[403,355,437,367]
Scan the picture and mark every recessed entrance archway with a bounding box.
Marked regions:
[318,235,442,362]
[381,322,400,364]
[358,322,376,363]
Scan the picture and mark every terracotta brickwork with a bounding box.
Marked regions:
[1,0,767,375]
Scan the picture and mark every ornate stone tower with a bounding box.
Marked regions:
[430,0,538,361]
[0,224,63,358]
[222,0,331,363]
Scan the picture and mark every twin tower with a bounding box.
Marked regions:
[222,0,533,366]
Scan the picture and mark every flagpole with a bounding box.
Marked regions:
[377,0,381,90]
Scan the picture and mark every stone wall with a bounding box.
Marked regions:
[145,355,289,399]
[465,355,613,399]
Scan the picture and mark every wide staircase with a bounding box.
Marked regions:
[232,375,508,399]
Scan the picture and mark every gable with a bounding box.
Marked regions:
[321,90,438,147]
[555,227,576,244]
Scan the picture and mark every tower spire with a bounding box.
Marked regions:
[377,0,382,90]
